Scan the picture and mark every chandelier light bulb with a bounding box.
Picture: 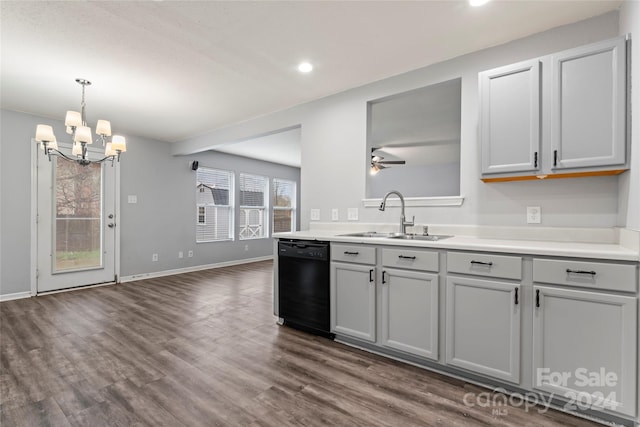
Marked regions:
[111,135,126,152]
[65,111,82,128]
[105,142,117,156]
[74,126,93,144]
[35,124,55,142]
[96,120,112,137]
[72,142,83,156]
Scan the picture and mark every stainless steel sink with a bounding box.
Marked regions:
[339,232,453,241]
[338,231,396,238]
[388,234,453,241]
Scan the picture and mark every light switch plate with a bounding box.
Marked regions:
[527,206,541,224]
[331,209,339,221]
[347,208,358,221]
[310,209,320,221]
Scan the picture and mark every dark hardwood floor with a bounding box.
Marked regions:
[1,260,599,426]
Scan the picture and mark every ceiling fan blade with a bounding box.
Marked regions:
[379,160,406,165]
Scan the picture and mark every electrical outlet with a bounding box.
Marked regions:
[152,253,158,262]
[347,208,358,221]
[188,250,193,258]
[527,206,541,224]
[244,244,249,251]
[178,251,183,259]
[310,209,320,221]
[127,195,137,204]
[331,209,339,221]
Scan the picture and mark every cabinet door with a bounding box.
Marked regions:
[551,37,626,170]
[533,286,637,416]
[446,276,521,383]
[480,59,541,175]
[381,268,438,360]
[330,262,376,342]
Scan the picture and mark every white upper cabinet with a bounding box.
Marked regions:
[480,59,541,175]
[480,36,627,181]
[551,37,627,170]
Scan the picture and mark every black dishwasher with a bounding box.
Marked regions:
[278,239,333,339]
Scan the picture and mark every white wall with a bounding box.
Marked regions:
[177,11,630,231]
[0,110,35,296]
[619,1,640,231]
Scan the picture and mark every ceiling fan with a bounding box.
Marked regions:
[371,147,406,175]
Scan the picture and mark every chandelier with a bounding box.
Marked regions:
[34,78,126,166]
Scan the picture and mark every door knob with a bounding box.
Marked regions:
[108,223,115,228]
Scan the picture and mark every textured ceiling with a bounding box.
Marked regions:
[1,1,622,148]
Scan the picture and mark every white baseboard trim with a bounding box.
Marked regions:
[119,256,274,283]
[0,291,32,302]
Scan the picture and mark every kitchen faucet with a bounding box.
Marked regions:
[379,190,414,235]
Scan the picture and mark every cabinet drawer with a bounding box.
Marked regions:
[447,252,522,280]
[331,244,376,265]
[533,259,637,292]
[381,248,439,272]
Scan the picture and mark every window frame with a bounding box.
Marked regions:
[195,167,234,243]
[272,178,296,234]
[239,173,269,241]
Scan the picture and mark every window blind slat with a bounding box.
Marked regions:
[239,174,268,240]
[196,167,234,242]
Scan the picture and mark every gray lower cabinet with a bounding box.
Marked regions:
[381,268,438,360]
[532,285,637,417]
[330,261,376,342]
[445,275,521,384]
[327,242,639,422]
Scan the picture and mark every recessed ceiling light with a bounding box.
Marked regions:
[298,62,313,73]
[469,0,490,6]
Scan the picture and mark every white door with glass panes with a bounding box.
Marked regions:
[36,142,117,292]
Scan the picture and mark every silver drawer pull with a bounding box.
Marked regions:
[470,260,493,266]
[566,269,596,276]
[344,251,359,255]
[398,255,416,260]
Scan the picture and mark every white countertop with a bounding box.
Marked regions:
[274,229,640,261]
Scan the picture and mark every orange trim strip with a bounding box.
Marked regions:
[481,169,627,183]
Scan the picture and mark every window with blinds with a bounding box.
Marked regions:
[239,173,268,240]
[273,178,296,233]
[196,167,234,242]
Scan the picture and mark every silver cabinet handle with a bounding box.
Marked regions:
[344,251,359,255]
[398,255,416,260]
